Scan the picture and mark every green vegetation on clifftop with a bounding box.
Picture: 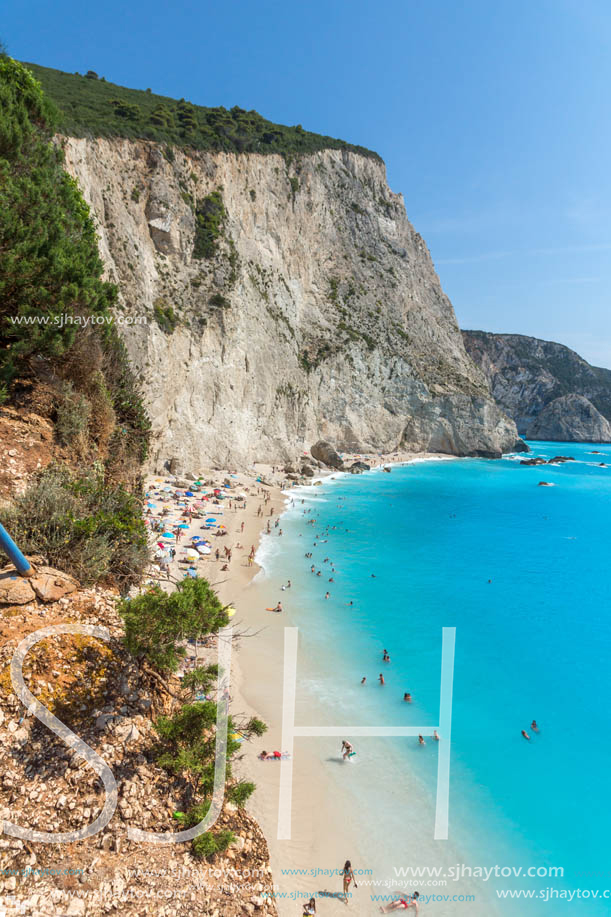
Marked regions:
[23,62,382,160]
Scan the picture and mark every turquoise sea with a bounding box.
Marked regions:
[258,442,611,914]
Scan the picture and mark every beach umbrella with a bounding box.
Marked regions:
[147,502,156,507]
[162,532,175,538]
[186,491,195,497]
[205,517,217,523]
[197,546,211,555]
[178,523,190,529]
[185,549,199,559]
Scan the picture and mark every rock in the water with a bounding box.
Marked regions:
[349,461,371,474]
[311,441,344,470]
[547,455,575,464]
[525,394,611,443]
[538,481,554,486]
[520,457,547,466]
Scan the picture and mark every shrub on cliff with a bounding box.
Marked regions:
[0,464,148,589]
[193,191,225,260]
[118,578,230,672]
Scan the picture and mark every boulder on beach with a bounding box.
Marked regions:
[310,441,344,470]
[349,461,371,474]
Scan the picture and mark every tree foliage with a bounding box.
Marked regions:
[118,578,230,672]
[0,57,150,472]
[23,61,382,161]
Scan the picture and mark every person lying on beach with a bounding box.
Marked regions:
[379,892,419,912]
[258,750,290,760]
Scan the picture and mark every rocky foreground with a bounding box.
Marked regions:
[0,581,277,916]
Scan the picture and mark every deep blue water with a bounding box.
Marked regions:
[261,442,611,913]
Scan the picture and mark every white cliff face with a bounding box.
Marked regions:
[62,138,522,469]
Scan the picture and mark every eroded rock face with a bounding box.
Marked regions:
[63,138,523,467]
[463,331,611,442]
[525,394,611,442]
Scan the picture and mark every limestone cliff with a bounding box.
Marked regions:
[463,331,611,442]
[62,138,524,468]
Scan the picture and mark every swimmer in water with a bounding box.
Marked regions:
[531,720,539,732]
[403,692,412,702]
[433,730,440,741]
[361,677,366,685]
[379,673,385,685]
[521,730,531,740]
[383,652,390,662]
[418,735,425,746]
[324,591,330,599]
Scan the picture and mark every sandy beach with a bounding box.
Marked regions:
[143,452,453,916]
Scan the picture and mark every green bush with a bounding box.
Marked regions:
[228,781,256,807]
[153,299,178,334]
[0,464,149,589]
[193,191,225,260]
[131,186,140,202]
[118,578,230,672]
[191,828,235,860]
[208,293,230,310]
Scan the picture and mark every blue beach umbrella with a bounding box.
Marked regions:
[186,491,195,496]
[162,532,175,538]
[205,517,217,523]
[178,523,190,529]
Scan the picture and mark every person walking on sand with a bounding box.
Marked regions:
[241,521,245,533]
[342,860,357,901]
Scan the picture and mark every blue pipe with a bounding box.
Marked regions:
[0,522,33,576]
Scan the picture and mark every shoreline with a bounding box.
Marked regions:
[143,451,464,916]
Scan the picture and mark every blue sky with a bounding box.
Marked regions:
[4,0,611,364]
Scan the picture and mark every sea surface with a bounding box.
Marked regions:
[256,442,611,914]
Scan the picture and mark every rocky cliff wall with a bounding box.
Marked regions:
[62,138,523,468]
[463,331,611,442]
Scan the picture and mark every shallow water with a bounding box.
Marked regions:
[256,443,611,914]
